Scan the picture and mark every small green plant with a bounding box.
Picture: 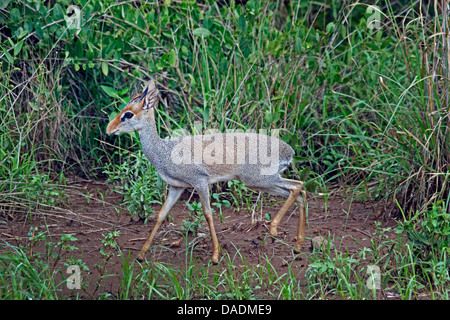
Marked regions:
[99,230,121,260]
[226,180,253,212]
[182,201,205,236]
[395,201,450,288]
[91,230,121,299]
[212,192,231,222]
[104,151,164,224]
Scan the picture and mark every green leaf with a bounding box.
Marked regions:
[193,27,211,37]
[0,0,10,10]
[17,29,28,40]
[53,3,64,20]
[61,233,77,242]
[137,14,146,29]
[74,40,83,58]
[238,15,246,32]
[299,166,311,181]
[295,37,302,54]
[187,73,196,87]
[29,102,39,111]
[326,22,335,34]
[101,61,109,76]
[13,40,23,56]
[100,85,121,99]
[4,50,13,64]
[168,49,177,67]
[156,53,169,70]
[10,8,20,22]
[305,180,318,192]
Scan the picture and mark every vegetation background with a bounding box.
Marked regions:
[2,0,450,299]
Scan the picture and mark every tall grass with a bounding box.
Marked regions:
[2,0,448,214]
[338,1,450,215]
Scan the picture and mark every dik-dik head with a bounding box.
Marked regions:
[106,80,159,135]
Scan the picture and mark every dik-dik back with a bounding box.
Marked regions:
[166,131,294,178]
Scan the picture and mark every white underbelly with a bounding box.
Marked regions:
[160,172,238,188]
[208,174,239,184]
[159,173,192,188]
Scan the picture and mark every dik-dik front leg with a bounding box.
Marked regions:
[195,184,220,264]
[137,186,185,261]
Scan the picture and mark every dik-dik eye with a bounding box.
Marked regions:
[121,111,134,122]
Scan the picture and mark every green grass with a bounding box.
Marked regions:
[1,0,450,299]
[3,208,450,300]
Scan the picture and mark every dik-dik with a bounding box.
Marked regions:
[106,80,306,263]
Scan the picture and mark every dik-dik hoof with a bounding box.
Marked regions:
[294,238,305,253]
[269,223,278,237]
[136,252,146,262]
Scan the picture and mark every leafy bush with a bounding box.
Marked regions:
[104,150,164,224]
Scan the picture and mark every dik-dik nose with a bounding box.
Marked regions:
[106,117,120,135]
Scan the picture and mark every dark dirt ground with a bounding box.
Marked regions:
[0,179,397,299]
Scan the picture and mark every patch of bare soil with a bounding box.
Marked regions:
[0,181,396,299]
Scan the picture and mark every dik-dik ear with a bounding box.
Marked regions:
[140,79,159,110]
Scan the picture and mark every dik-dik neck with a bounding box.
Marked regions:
[138,109,164,161]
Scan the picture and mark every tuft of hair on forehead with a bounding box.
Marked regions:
[131,93,143,102]
[124,79,159,109]
[128,79,154,100]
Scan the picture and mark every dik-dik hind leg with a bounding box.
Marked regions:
[137,186,185,262]
[295,188,307,251]
[269,180,302,236]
